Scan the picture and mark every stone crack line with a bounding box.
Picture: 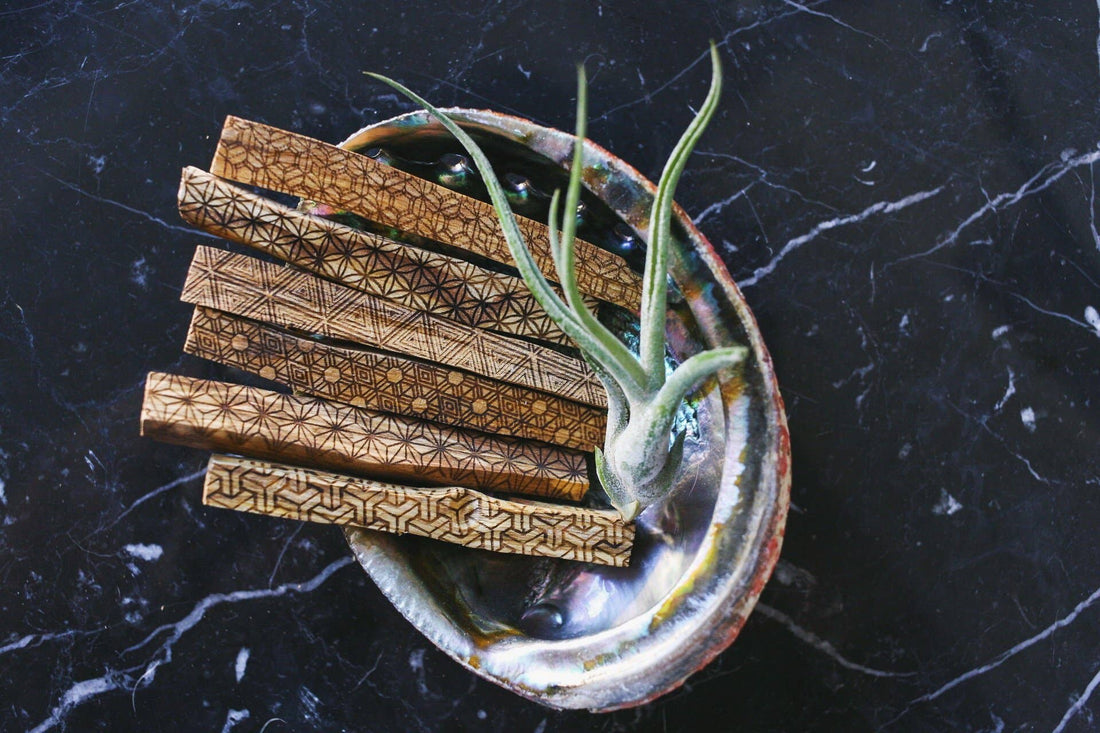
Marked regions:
[891,147,1100,267]
[27,557,353,733]
[738,186,943,288]
[884,582,1100,727]
[1052,662,1100,733]
[756,603,915,679]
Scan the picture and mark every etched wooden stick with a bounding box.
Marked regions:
[181,246,607,408]
[203,454,632,566]
[177,166,583,345]
[210,116,643,310]
[140,372,588,501]
[184,307,606,451]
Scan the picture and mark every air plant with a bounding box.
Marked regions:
[367,44,747,521]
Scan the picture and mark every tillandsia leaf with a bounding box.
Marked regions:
[594,447,639,521]
[648,346,748,439]
[548,185,641,386]
[555,65,588,315]
[640,42,724,390]
[365,71,647,399]
[547,71,647,386]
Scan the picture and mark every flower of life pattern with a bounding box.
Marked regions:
[181,246,607,408]
[210,116,643,310]
[178,166,580,345]
[185,306,606,451]
[140,372,588,501]
[203,455,632,566]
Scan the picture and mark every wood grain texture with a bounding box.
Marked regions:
[177,166,579,345]
[210,116,642,310]
[184,306,607,451]
[203,454,632,566]
[181,246,607,408]
[140,372,588,501]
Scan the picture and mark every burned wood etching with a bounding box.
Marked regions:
[203,454,633,566]
[180,246,607,408]
[210,116,643,310]
[142,114,643,564]
[177,166,577,345]
[184,306,606,451]
[140,372,589,501]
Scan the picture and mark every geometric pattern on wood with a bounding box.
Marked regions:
[181,246,607,408]
[203,454,631,566]
[185,306,606,451]
[140,372,588,501]
[209,116,643,311]
[177,166,579,345]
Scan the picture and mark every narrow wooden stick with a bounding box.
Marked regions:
[210,116,643,310]
[184,306,606,451]
[140,372,588,501]
[181,246,607,408]
[203,454,632,566]
[177,166,581,346]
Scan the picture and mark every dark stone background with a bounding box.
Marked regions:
[2,1,1099,730]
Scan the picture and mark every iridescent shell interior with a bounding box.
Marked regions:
[335,109,790,711]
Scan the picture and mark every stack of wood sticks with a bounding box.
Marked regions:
[140,117,645,566]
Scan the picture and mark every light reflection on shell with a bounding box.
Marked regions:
[337,109,790,711]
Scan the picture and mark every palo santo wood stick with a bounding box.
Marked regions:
[203,454,633,566]
[184,306,606,451]
[181,246,607,408]
[177,166,580,346]
[210,116,643,310]
[140,372,588,501]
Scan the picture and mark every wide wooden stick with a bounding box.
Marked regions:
[184,307,606,451]
[203,454,632,566]
[177,166,580,345]
[181,246,607,408]
[140,372,588,501]
[210,116,642,310]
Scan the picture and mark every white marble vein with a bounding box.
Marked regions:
[235,647,250,683]
[125,557,354,685]
[221,708,251,733]
[1095,0,1100,79]
[0,629,94,658]
[1009,292,1097,337]
[780,0,888,46]
[755,603,913,678]
[738,186,943,288]
[97,467,207,534]
[894,147,1100,265]
[27,557,353,732]
[1052,662,1100,733]
[993,367,1016,413]
[887,581,1100,725]
[944,400,1051,485]
[43,172,217,238]
[589,2,819,123]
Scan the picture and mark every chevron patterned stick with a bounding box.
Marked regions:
[209,116,643,310]
[203,455,633,566]
[140,372,589,501]
[181,246,607,408]
[177,166,584,346]
[184,307,606,451]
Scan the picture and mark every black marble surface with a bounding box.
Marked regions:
[3,1,1100,730]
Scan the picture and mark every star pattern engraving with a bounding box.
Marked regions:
[178,166,585,345]
[141,372,588,501]
[209,117,643,310]
[180,247,608,408]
